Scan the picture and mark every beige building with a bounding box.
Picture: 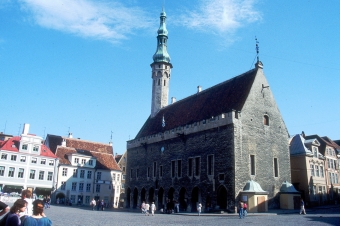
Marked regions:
[116,151,127,207]
[45,133,122,207]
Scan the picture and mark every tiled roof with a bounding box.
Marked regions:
[305,135,340,153]
[55,146,121,170]
[289,134,313,156]
[135,68,257,139]
[115,154,122,163]
[0,136,57,158]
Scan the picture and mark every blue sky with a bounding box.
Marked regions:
[1,0,339,154]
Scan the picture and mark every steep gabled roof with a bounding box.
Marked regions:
[135,68,258,139]
[289,134,313,156]
[305,135,340,154]
[55,146,120,170]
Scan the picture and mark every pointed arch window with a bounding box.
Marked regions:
[264,115,269,126]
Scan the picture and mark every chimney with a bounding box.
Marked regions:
[22,123,30,135]
[109,141,113,146]
[171,97,176,104]
[197,86,202,93]
[68,132,73,138]
[301,131,305,138]
[61,139,66,147]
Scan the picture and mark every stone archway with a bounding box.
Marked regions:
[148,187,155,203]
[126,188,131,208]
[56,193,65,204]
[216,185,227,209]
[191,187,199,212]
[168,187,175,201]
[141,188,146,203]
[179,187,187,211]
[133,188,138,208]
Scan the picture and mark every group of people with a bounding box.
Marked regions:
[140,201,156,216]
[238,201,248,219]
[0,190,52,226]
[89,199,106,211]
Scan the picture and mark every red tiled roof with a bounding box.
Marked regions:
[135,68,257,139]
[55,146,121,170]
[66,139,113,155]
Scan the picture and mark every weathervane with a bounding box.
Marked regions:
[255,36,260,62]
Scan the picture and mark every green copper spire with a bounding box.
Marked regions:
[153,8,171,63]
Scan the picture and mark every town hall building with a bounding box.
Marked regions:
[125,9,291,212]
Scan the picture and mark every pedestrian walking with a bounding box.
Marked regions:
[21,199,52,226]
[197,202,202,216]
[141,201,146,214]
[145,203,150,216]
[90,198,96,211]
[239,201,244,219]
[100,200,105,211]
[243,202,248,217]
[151,202,156,216]
[300,198,306,215]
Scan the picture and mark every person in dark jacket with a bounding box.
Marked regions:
[5,199,27,226]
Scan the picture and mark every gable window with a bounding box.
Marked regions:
[250,155,256,175]
[87,171,92,179]
[80,170,85,178]
[195,157,200,176]
[31,157,37,164]
[18,168,24,178]
[264,115,269,126]
[22,144,28,150]
[1,154,7,160]
[11,155,17,161]
[81,159,86,164]
[8,167,15,177]
[313,147,318,158]
[33,146,39,152]
[47,172,53,181]
[207,155,214,176]
[89,160,93,166]
[49,160,54,166]
[0,166,5,176]
[41,159,46,165]
[74,158,79,164]
[62,168,67,176]
[39,171,44,180]
[273,158,278,177]
[30,170,36,179]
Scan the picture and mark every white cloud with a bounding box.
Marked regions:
[177,0,261,34]
[19,0,153,43]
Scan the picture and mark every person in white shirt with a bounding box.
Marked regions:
[150,202,156,216]
[145,203,150,216]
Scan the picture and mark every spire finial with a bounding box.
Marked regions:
[255,36,259,62]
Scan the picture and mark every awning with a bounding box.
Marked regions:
[35,187,52,191]
[4,185,24,189]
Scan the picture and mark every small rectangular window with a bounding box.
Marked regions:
[39,171,44,180]
[97,172,101,180]
[195,157,200,176]
[11,155,17,161]
[1,154,7,160]
[96,184,100,192]
[86,183,91,192]
[136,169,139,178]
[274,158,278,177]
[147,167,150,178]
[73,169,77,178]
[33,146,39,152]
[62,168,67,176]
[72,182,77,191]
[49,160,54,166]
[20,156,26,162]
[47,172,53,181]
[31,157,37,164]
[250,155,255,175]
[177,160,182,177]
[207,155,213,175]
[311,164,314,176]
[30,170,35,179]
[159,165,163,177]
[41,159,46,165]
[153,162,157,177]
[0,166,5,176]
[171,161,176,178]
[61,182,66,190]
[8,167,15,177]
[22,144,28,150]
[18,168,24,178]
[188,158,193,176]
[87,171,92,179]
[80,170,85,178]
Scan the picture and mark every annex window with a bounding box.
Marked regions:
[273,158,278,177]
[73,169,77,178]
[8,167,15,177]
[86,183,91,192]
[39,171,44,180]
[31,157,37,164]
[11,155,17,161]
[61,182,66,190]
[250,155,256,175]
[47,172,53,181]
[87,171,92,179]
[159,165,163,177]
[264,115,269,126]
[0,166,5,176]
[80,170,85,178]
[62,168,67,176]
[79,183,84,191]
[207,155,214,176]
[153,162,157,177]
[41,159,46,165]
[188,158,193,177]
[177,160,182,177]
[18,168,24,178]
[72,182,77,191]
[22,144,28,150]
[30,170,35,179]
[97,172,101,180]
[195,157,200,176]
[1,154,7,160]
[20,156,26,162]
[171,161,176,178]
[49,160,54,166]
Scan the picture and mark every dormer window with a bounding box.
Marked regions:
[264,115,269,126]
[89,160,93,166]
[74,158,79,164]
[81,159,86,164]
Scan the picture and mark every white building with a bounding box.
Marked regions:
[0,124,58,196]
[45,134,122,207]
